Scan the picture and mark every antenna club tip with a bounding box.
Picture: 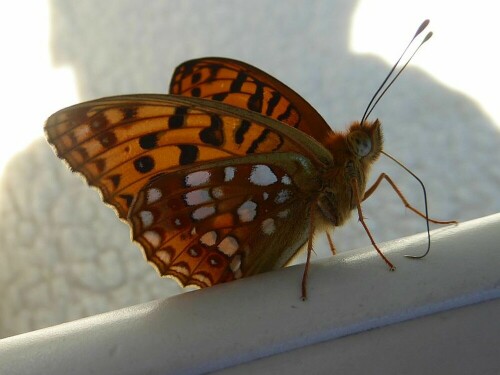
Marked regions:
[415,19,431,37]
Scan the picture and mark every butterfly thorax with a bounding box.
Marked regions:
[317,120,383,227]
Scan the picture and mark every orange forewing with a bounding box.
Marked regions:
[46,94,332,220]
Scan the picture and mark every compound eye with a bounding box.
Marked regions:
[349,132,372,157]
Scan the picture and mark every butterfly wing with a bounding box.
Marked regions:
[45,94,332,220]
[46,94,332,288]
[128,153,317,288]
[170,57,334,142]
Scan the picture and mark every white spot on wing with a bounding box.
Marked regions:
[261,218,276,235]
[281,175,292,185]
[171,265,189,276]
[74,124,90,139]
[275,189,291,204]
[192,273,212,287]
[140,210,154,227]
[200,231,217,246]
[230,255,242,272]
[192,205,216,220]
[188,248,200,257]
[143,230,161,247]
[277,209,290,218]
[250,165,277,186]
[147,188,162,204]
[218,236,239,256]
[184,189,212,206]
[224,167,235,182]
[185,171,210,187]
[237,200,257,222]
[209,257,220,266]
[211,187,224,199]
[263,192,269,200]
[156,249,171,264]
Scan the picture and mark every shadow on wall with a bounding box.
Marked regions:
[0,0,498,338]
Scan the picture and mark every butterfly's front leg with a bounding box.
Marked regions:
[351,178,396,271]
[326,232,336,255]
[301,201,318,301]
[362,173,457,225]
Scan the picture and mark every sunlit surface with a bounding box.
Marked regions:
[0,0,77,175]
[1,1,498,176]
[351,0,500,129]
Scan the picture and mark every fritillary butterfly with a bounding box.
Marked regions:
[45,20,455,299]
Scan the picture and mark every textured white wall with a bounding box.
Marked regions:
[1,0,499,338]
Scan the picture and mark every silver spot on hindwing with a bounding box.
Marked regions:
[143,230,161,247]
[185,171,210,187]
[249,165,277,186]
[218,236,239,256]
[237,200,257,222]
[200,231,217,246]
[261,218,276,235]
[184,189,212,206]
[139,210,154,227]
[146,188,162,204]
[192,205,216,220]
[275,189,291,204]
[224,167,235,182]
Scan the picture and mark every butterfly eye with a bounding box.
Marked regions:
[348,131,372,157]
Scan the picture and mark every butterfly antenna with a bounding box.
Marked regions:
[361,19,431,125]
[381,151,431,259]
[365,31,433,121]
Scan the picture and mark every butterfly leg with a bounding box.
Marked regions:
[363,173,457,225]
[301,202,317,301]
[326,232,336,255]
[352,178,396,271]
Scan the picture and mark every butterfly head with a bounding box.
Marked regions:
[346,119,383,162]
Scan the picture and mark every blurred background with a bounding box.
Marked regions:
[1,0,499,338]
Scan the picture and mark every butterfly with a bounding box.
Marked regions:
[45,22,455,299]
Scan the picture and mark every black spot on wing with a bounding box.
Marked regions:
[139,133,159,150]
[199,116,224,146]
[90,113,108,131]
[93,158,106,173]
[277,104,297,127]
[168,107,188,129]
[119,194,134,207]
[178,145,199,165]
[247,82,263,112]
[122,107,138,120]
[108,174,121,189]
[247,129,271,154]
[191,87,201,97]
[134,155,155,173]
[235,120,251,145]
[98,132,117,148]
[191,72,202,84]
[266,91,281,116]
[212,93,228,101]
[230,71,247,92]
